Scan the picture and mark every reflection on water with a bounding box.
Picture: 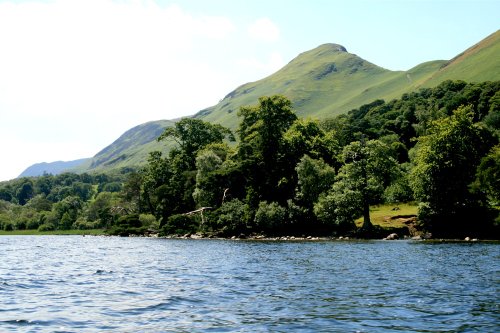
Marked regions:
[0,236,498,332]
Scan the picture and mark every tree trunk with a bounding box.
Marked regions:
[362,200,373,230]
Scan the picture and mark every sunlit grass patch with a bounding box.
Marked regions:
[355,203,417,228]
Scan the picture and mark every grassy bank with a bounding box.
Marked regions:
[0,229,106,236]
[355,203,417,228]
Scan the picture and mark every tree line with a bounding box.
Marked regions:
[0,80,498,238]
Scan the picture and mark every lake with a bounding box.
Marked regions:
[0,236,498,332]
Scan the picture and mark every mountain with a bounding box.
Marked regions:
[21,30,500,175]
[194,30,499,129]
[18,158,90,177]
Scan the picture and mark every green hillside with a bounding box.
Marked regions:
[81,120,176,172]
[422,30,500,87]
[56,30,500,174]
[195,31,499,130]
[193,45,443,129]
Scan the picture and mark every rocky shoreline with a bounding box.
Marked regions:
[130,231,490,242]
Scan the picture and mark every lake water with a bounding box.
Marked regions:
[0,236,498,333]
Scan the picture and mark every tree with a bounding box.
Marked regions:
[317,139,398,232]
[283,118,341,172]
[87,191,120,228]
[295,155,336,207]
[193,149,223,207]
[122,171,143,213]
[157,118,234,170]
[472,144,500,206]
[26,194,53,212]
[53,195,83,229]
[314,182,361,233]
[151,118,234,222]
[237,95,298,203]
[141,151,173,217]
[253,201,287,234]
[410,105,494,236]
[72,182,94,201]
[16,179,34,205]
[214,199,250,236]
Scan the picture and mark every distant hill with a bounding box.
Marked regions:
[18,158,90,178]
[21,30,500,175]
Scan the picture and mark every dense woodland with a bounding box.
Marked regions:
[1,80,499,238]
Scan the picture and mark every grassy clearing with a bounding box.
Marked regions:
[355,203,417,228]
[0,229,106,236]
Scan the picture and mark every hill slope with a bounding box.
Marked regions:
[80,120,176,172]
[422,30,500,87]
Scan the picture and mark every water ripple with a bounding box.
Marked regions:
[0,236,498,332]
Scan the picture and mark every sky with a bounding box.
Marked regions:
[0,0,498,181]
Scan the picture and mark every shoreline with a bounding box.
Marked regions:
[1,229,498,242]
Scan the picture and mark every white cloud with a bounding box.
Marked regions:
[197,16,236,39]
[247,18,280,42]
[237,51,285,74]
[0,0,239,180]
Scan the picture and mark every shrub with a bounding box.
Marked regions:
[161,214,198,236]
[116,214,141,228]
[383,179,414,204]
[215,199,250,236]
[14,219,27,230]
[3,221,13,231]
[313,189,358,234]
[38,223,56,232]
[139,214,159,230]
[73,217,101,230]
[254,201,287,234]
[107,214,146,236]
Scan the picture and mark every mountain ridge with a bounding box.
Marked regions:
[18,158,91,178]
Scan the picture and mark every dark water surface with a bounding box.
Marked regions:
[0,236,498,332]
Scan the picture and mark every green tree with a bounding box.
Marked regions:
[26,194,53,212]
[53,195,82,229]
[16,179,34,205]
[472,144,500,206]
[410,105,494,236]
[214,199,250,236]
[295,155,336,207]
[141,151,174,217]
[122,171,143,213]
[283,118,341,176]
[253,201,287,234]
[314,183,360,233]
[34,174,53,196]
[237,95,298,203]
[151,119,234,222]
[193,149,224,208]
[157,118,234,170]
[0,188,12,202]
[72,181,94,201]
[318,139,398,231]
[87,191,120,228]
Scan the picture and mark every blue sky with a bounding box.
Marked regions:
[0,0,498,181]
